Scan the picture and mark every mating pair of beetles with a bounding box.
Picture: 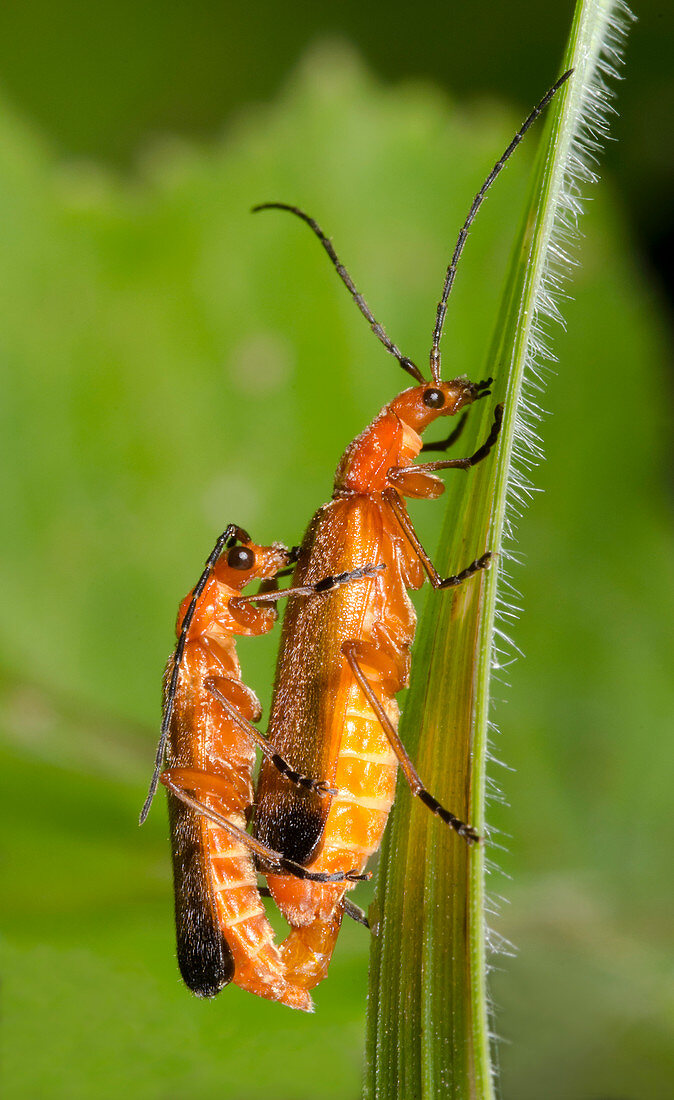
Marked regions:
[140,72,571,1012]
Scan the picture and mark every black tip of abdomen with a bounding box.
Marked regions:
[256,797,326,866]
[178,929,235,998]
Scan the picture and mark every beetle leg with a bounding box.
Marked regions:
[341,897,370,929]
[161,774,370,883]
[384,489,492,590]
[420,411,469,453]
[341,643,481,843]
[205,676,337,797]
[235,561,385,605]
[394,403,503,479]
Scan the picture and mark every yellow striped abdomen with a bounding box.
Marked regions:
[204,815,313,1011]
[267,675,398,926]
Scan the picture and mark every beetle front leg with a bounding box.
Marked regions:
[420,411,469,453]
[234,561,386,606]
[393,402,503,481]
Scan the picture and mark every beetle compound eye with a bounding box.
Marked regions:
[422,388,445,409]
[227,545,255,570]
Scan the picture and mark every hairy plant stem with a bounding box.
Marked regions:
[364,3,633,1097]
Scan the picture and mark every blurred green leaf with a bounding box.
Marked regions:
[0,39,671,1100]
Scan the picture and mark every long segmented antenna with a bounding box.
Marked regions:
[429,68,574,383]
[139,523,245,825]
[253,202,425,384]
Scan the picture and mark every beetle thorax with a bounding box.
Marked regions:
[333,404,421,495]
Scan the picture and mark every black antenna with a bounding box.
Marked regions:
[429,68,574,383]
[139,524,245,825]
[253,202,425,384]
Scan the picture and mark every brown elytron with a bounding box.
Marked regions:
[254,69,573,992]
[142,525,376,1010]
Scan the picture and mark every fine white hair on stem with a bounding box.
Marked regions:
[366,7,635,1096]
[481,0,635,1091]
[490,0,635,746]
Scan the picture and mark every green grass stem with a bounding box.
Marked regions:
[364,4,634,1097]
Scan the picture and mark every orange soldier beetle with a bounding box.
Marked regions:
[251,71,573,993]
[139,524,380,1009]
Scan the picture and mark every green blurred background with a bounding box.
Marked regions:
[1,3,672,1099]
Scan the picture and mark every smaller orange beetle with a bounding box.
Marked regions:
[140,524,378,1009]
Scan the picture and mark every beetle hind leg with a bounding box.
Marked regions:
[341,642,481,843]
